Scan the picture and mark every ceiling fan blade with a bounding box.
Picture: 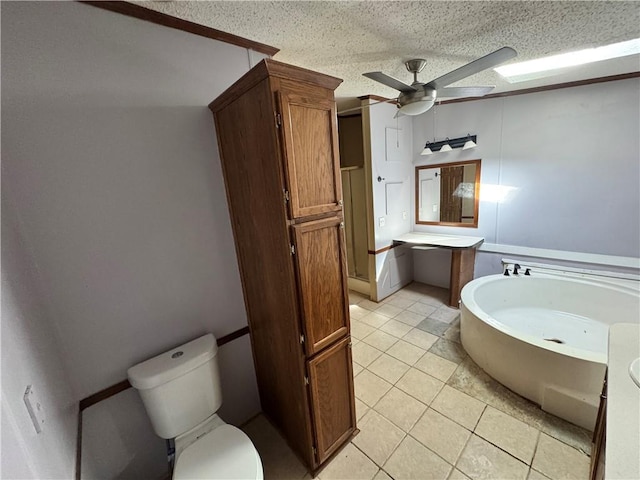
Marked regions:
[337,97,398,115]
[427,47,517,89]
[438,86,495,98]
[363,72,418,93]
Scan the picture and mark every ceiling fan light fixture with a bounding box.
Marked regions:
[398,99,435,116]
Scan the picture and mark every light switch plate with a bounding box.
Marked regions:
[379,217,386,227]
[24,385,44,433]
[402,211,407,220]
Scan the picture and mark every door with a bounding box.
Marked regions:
[440,166,463,222]
[292,216,350,355]
[307,337,356,465]
[278,91,343,219]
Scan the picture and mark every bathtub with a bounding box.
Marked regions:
[460,272,640,430]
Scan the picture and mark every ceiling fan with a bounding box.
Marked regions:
[362,47,517,116]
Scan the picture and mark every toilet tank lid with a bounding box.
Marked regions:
[127,333,218,390]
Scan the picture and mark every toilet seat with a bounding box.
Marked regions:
[173,424,263,480]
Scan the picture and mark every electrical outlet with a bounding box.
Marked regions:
[402,211,407,220]
[24,385,45,433]
[378,217,386,227]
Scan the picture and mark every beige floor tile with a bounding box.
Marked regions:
[475,406,540,465]
[242,414,308,480]
[396,368,444,405]
[410,408,471,465]
[457,435,529,480]
[374,303,403,318]
[349,291,368,305]
[373,470,393,480]
[386,340,426,366]
[362,330,398,352]
[394,289,424,301]
[417,293,446,307]
[383,435,452,480]
[351,320,376,340]
[385,296,416,309]
[355,397,369,421]
[429,338,468,364]
[373,387,427,432]
[352,342,382,367]
[414,352,458,382]
[318,442,378,480]
[360,312,392,328]
[352,362,364,377]
[406,301,438,317]
[367,354,410,384]
[431,385,486,430]
[394,310,426,327]
[528,469,551,480]
[429,306,460,324]
[379,319,413,338]
[349,304,369,320]
[358,299,381,311]
[448,469,471,480]
[355,370,393,407]
[352,410,405,465]
[402,328,439,350]
[531,433,590,480]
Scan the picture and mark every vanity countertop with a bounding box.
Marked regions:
[393,232,484,249]
[606,323,640,479]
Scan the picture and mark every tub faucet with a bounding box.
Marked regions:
[513,264,522,275]
[524,268,531,276]
[503,266,510,276]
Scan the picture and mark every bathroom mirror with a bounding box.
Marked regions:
[416,159,481,227]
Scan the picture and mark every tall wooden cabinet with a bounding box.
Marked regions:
[209,59,356,473]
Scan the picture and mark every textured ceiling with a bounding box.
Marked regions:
[134,1,640,107]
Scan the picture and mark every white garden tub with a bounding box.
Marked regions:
[460,272,640,430]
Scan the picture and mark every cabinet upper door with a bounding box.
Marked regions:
[278,91,343,219]
[307,336,356,466]
[292,216,350,356]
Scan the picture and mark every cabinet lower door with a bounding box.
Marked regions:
[292,216,350,355]
[307,337,356,465]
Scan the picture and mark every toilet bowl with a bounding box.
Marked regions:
[173,417,262,480]
[127,333,263,480]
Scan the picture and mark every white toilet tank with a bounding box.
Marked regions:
[127,334,222,439]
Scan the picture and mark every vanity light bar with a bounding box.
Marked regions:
[421,134,477,155]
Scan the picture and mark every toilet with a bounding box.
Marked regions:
[127,333,263,480]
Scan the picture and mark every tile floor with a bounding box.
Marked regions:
[242,282,592,480]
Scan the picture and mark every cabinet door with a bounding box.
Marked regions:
[292,216,350,355]
[278,91,342,219]
[307,337,356,465]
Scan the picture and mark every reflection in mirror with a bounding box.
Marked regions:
[416,159,481,227]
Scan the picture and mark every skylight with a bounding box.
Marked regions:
[495,38,640,83]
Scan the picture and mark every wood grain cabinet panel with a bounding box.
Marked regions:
[307,337,356,464]
[292,216,350,355]
[209,59,355,475]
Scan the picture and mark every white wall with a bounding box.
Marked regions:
[2,2,264,477]
[1,193,79,480]
[412,78,640,281]
[363,102,414,300]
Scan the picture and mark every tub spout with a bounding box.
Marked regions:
[513,264,522,275]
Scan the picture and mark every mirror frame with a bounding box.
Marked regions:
[415,159,481,228]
